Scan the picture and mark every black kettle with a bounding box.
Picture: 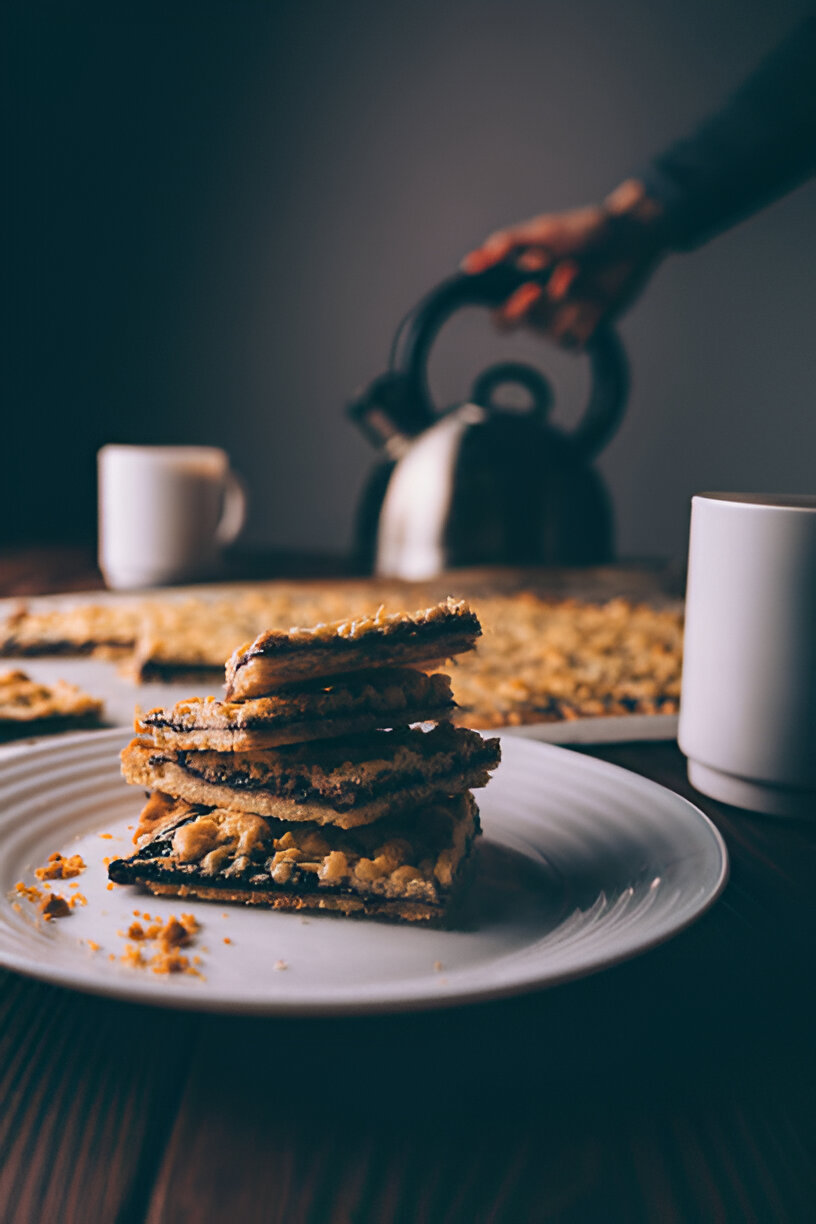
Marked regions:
[348,262,629,578]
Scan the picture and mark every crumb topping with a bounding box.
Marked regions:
[269,597,470,648]
[118,792,478,904]
[449,596,682,727]
[288,597,473,643]
[133,789,188,844]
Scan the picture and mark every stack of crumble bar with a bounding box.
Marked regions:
[111,600,500,923]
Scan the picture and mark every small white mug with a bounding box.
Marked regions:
[98,445,247,589]
[678,492,816,818]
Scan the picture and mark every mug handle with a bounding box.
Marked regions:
[216,469,247,546]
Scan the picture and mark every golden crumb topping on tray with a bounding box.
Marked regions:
[1,586,683,728]
[448,596,682,728]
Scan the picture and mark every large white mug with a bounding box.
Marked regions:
[98,445,247,589]
[678,492,816,818]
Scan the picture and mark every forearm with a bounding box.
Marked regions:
[635,14,816,250]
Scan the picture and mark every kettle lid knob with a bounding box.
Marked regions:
[470,362,554,423]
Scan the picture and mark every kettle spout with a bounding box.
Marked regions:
[347,372,433,451]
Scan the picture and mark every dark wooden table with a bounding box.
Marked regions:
[1,552,814,1223]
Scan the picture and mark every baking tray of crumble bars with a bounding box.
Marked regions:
[0,572,683,745]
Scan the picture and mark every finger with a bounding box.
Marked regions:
[512,208,605,257]
[604,178,646,215]
[550,300,605,348]
[460,249,493,273]
[546,259,580,302]
[516,248,551,272]
[461,229,520,273]
[464,205,611,275]
[495,282,544,327]
[466,243,550,280]
[569,303,605,346]
[461,215,566,273]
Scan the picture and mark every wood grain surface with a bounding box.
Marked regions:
[1,555,814,1223]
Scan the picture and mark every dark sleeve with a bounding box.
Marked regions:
[635,13,816,250]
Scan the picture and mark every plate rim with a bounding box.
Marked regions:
[0,729,728,1016]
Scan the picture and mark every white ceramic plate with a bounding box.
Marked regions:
[0,730,726,1015]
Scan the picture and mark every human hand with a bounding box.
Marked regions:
[461,180,666,347]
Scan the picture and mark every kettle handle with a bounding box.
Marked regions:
[390,264,629,459]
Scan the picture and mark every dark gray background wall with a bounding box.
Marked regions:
[5,0,815,563]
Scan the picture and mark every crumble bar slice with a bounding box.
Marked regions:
[137,668,455,751]
[0,604,141,658]
[125,587,396,681]
[0,670,103,739]
[109,791,481,924]
[225,598,481,699]
[125,598,287,682]
[121,723,500,830]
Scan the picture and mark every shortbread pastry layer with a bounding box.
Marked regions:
[137,668,454,751]
[120,724,500,830]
